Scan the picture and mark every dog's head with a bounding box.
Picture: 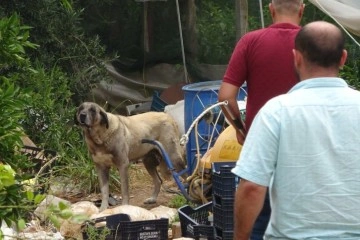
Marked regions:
[74,102,109,129]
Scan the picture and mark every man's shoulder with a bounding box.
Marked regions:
[244,23,300,40]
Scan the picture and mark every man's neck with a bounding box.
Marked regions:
[301,70,340,81]
[273,16,300,25]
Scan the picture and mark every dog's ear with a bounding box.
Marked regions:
[100,109,109,129]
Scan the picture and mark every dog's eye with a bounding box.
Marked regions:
[90,107,96,113]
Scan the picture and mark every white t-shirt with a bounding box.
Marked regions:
[232,77,360,239]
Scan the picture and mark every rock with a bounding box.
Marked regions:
[34,195,71,221]
[48,176,83,196]
[92,205,156,221]
[69,201,99,216]
[1,219,64,240]
[1,220,16,240]
[17,231,64,240]
[60,201,99,239]
[150,205,178,222]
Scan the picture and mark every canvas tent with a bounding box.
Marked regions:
[309,0,360,37]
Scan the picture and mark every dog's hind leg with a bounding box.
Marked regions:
[95,164,110,211]
[142,150,162,204]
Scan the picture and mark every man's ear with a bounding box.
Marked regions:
[293,49,300,68]
[339,49,347,69]
[269,3,275,20]
[299,3,305,18]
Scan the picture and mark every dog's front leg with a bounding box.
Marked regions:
[95,163,110,211]
[115,158,130,205]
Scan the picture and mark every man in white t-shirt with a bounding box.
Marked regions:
[232,21,360,239]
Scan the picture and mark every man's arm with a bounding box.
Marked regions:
[234,179,267,240]
[218,82,246,144]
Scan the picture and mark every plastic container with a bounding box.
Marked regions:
[211,162,238,233]
[213,197,234,230]
[182,80,247,175]
[199,126,242,169]
[151,91,168,112]
[211,162,239,198]
[178,201,215,239]
[82,214,168,240]
[214,227,233,240]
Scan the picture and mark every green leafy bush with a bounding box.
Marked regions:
[196,1,236,64]
[0,1,115,195]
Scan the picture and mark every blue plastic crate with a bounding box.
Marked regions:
[178,202,215,240]
[212,162,239,198]
[214,226,233,240]
[151,91,168,112]
[82,214,168,240]
[213,196,234,230]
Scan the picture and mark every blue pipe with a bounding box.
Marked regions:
[141,139,194,202]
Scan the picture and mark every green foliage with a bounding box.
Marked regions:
[0,0,115,197]
[84,224,111,240]
[1,0,114,104]
[0,165,15,190]
[0,13,47,231]
[168,194,188,209]
[45,201,89,229]
[0,13,38,73]
[196,1,236,64]
[0,80,29,170]
[0,166,45,230]
[340,44,360,89]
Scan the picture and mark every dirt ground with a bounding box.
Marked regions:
[68,163,183,210]
[125,163,182,209]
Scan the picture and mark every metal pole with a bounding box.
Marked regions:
[259,0,265,28]
[176,0,190,83]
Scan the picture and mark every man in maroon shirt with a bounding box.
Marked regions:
[219,0,304,144]
[218,0,305,239]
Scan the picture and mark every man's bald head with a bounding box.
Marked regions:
[295,21,345,68]
[272,0,304,15]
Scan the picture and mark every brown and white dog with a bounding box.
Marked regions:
[75,102,186,211]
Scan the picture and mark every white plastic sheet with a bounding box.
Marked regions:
[309,0,360,37]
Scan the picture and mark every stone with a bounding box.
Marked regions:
[34,195,71,221]
[60,201,99,239]
[150,205,178,222]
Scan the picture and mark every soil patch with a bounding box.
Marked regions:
[62,163,182,210]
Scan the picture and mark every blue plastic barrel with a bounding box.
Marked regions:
[182,80,247,174]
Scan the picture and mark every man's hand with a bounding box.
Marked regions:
[236,129,245,145]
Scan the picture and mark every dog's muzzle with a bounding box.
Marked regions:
[79,113,87,125]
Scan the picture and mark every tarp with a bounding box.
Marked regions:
[309,0,360,37]
[91,63,227,114]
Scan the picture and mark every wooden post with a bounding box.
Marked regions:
[235,0,248,41]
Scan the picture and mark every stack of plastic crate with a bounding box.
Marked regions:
[211,162,238,240]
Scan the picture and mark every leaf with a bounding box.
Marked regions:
[49,215,61,229]
[34,194,45,205]
[59,209,73,219]
[26,191,34,201]
[58,201,69,211]
[17,219,26,231]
